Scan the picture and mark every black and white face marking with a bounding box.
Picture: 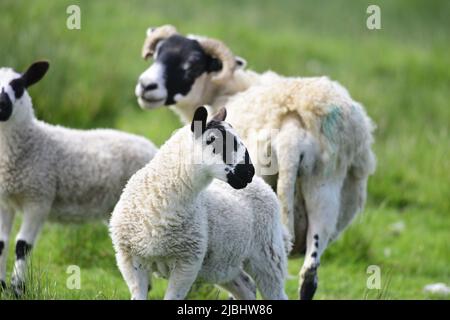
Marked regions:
[0,68,22,122]
[136,34,223,109]
[0,61,49,122]
[0,87,13,121]
[191,106,255,190]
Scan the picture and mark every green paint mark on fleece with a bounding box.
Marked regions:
[321,105,342,146]
[322,105,343,177]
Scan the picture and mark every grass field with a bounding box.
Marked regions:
[0,0,449,300]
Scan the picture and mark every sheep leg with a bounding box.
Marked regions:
[299,177,342,300]
[164,260,202,300]
[246,262,288,300]
[218,271,256,300]
[291,179,308,255]
[276,116,305,238]
[246,245,288,300]
[0,206,15,291]
[11,202,50,296]
[335,168,369,238]
[115,250,149,300]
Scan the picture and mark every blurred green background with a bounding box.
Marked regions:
[0,0,449,299]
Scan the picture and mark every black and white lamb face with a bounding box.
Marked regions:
[0,61,49,122]
[191,106,254,190]
[136,26,245,110]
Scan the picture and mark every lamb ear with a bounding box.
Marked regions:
[22,61,49,88]
[146,27,156,37]
[191,106,208,137]
[211,107,227,122]
[235,56,247,69]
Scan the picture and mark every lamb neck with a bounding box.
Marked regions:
[140,130,213,216]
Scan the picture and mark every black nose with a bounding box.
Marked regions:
[0,91,13,122]
[236,163,255,182]
[142,82,158,91]
[226,163,255,190]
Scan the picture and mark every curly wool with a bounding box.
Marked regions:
[0,106,157,223]
[223,73,376,173]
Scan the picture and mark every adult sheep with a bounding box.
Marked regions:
[135,25,376,299]
[0,61,157,295]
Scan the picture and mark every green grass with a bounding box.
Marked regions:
[0,0,449,300]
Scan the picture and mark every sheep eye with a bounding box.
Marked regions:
[182,62,191,71]
[186,67,203,80]
[206,136,216,145]
[184,57,204,76]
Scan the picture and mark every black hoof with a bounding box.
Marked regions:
[300,273,318,300]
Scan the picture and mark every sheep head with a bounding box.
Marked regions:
[0,61,49,122]
[137,25,244,113]
[141,25,237,85]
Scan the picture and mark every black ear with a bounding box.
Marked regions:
[22,61,49,88]
[207,57,222,73]
[191,106,208,137]
[211,107,227,122]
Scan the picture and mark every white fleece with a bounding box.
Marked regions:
[109,126,290,300]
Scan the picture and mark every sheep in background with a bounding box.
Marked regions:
[135,25,376,299]
[0,61,157,295]
[110,106,290,300]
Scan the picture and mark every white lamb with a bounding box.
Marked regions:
[0,61,157,294]
[135,25,376,299]
[109,106,290,300]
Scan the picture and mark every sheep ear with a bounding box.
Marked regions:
[211,107,227,122]
[191,106,208,137]
[146,27,156,37]
[235,56,247,70]
[22,61,49,88]
[207,57,222,73]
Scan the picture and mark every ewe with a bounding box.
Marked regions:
[109,106,290,300]
[0,61,157,294]
[135,25,376,299]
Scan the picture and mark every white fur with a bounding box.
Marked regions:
[136,62,167,109]
[136,33,376,299]
[0,67,157,293]
[109,125,290,300]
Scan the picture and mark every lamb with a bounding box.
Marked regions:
[134,25,376,299]
[109,106,290,300]
[0,61,157,295]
